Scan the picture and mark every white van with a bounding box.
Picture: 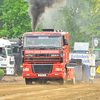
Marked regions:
[0,38,15,75]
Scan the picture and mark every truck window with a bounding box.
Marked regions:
[24,35,61,47]
[0,48,6,55]
[0,48,2,54]
[7,49,13,56]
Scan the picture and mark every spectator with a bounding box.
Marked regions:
[55,40,60,46]
[78,43,86,50]
[29,40,35,46]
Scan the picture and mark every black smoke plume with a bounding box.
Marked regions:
[24,0,66,32]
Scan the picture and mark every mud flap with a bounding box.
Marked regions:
[69,59,82,82]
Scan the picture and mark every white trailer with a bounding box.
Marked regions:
[0,38,15,75]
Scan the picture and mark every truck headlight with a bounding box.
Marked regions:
[23,68,29,71]
[55,68,62,71]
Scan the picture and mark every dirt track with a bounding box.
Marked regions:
[0,76,100,100]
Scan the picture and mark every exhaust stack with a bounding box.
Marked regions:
[41,29,54,32]
[24,0,66,32]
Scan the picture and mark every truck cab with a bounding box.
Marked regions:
[0,38,15,75]
[9,38,23,75]
[22,29,69,84]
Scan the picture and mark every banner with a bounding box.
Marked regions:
[69,53,95,66]
[92,37,99,47]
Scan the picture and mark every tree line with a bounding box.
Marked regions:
[0,0,100,48]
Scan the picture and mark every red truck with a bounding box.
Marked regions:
[22,29,76,84]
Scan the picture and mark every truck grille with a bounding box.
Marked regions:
[25,54,60,63]
[1,64,7,66]
[32,64,53,73]
[25,54,59,57]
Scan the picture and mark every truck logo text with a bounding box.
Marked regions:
[25,50,59,54]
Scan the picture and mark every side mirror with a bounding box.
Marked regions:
[65,39,68,45]
[1,49,6,58]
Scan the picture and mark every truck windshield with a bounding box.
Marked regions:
[24,35,61,47]
[0,48,6,56]
[7,49,13,56]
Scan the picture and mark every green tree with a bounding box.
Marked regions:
[41,0,100,47]
[41,0,90,46]
[0,0,99,48]
[0,0,32,38]
[0,0,3,30]
[84,0,100,47]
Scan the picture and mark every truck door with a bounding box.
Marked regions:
[62,35,68,63]
[6,48,14,65]
[0,48,7,68]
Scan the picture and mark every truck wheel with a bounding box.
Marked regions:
[25,78,32,85]
[59,78,66,85]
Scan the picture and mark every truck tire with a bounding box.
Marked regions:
[59,78,66,85]
[25,78,32,85]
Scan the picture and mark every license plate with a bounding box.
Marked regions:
[37,74,47,77]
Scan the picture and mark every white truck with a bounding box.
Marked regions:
[0,38,15,75]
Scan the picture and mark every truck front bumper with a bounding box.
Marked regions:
[23,72,65,79]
